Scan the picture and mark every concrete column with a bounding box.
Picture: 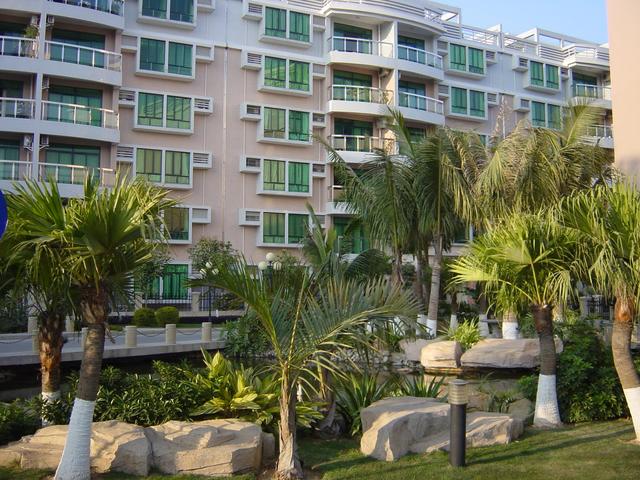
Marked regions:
[81,327,88,350]
[65,316,74,332]
[165,324,176,345]
[27,316,38,334]
[201,322,212,342]
[191,291,201,312]
[124,325,137,348]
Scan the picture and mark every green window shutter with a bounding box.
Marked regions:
[263,213,285,244]
[468,48,484,74]
[288,110,309,141]
[0,139,20,180]
[140,38,166,72]
[265,7,286,38]
[166,96,191,129]
[289,61,309,91]
[263,159,286,191]
[547,104,562,130]
[333,70,372,87]
[531,101,546,127]
[45,144,100,184]
[287,214,308,244]
[165,151,190,184]
[289,12,310,42]
[451,87,468,114]
[530,61,544,86]
[136,148,162,182]
[142,0,167,19]
[168,42,192,76]
[169,0,194,23]
[288,162,309,193]
[138,92,164,127]
[449,44,466,71]
[545,64,559,89]
[469,90,485,117]
[264,57,286,88]
[162,264,188,299]
[264,107,285,138]
[166,207,190,241]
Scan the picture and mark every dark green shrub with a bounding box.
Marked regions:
[223,313,269,357]
[0,401,39,445]
[392,375,446,399]
[155,306,179,327]
[132,307,156,327]
[444,319,481,350]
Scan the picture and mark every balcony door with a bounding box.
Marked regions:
[46,85,103,126]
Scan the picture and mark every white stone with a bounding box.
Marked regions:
[399,338,431,362]
[460,338,564,369]
[420,340,462,369]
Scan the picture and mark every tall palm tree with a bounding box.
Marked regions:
[197,255,417,479]
[558,182,640,440]
[36,176,172,480]
[451,212,577,428]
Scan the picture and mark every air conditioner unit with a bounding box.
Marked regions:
[42,78,50,90]
[436,40,448,54]
[312,113,326,128]
[40,136,50,149]
[241,156,261,172]
[243,2,263,20]
[312,15,326,31]
[241,103,261,121]
[46,16,55,27]
[312,63,327,78]
[514,97,531,112]
[23,135,33,151]
[437,84,450,98]
[485,51,497,63]
[242,51,262,70]
[560,67,569,78]
[312,163,326,177]
[116,145,134,160]
[193,97,213,114]
[191,207,211,224]
[513,56,529,72]
[487,92,499,105]
[239,209,261,226]
[118,89,136,105]
[192,152,212,169]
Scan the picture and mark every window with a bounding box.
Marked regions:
[288,110,309,141]
[44,144,100,184]
[160,264,189,300]
[451,87,467,115]
[165,207,190,241]
[165,151,190,184]
[50,30,106,68]
[264,107,286,139]
[332,71,372,101]
[289,12,310,42]
[469,90,485,117]
[288,162,309,193]
[334,217,369,254]
[263,212,285,244]
[531,101,546,127]
[399,81,426,109]
[264,9,310,43]
[136,148,162,182]
[166,96,191,129]
[137,93,192,130]
[288,214,307,244]
[142,0,167,19]
[140,38,193,77]
[141,0,194,24]
[263,159,286,191]
[265,7,286,38]
[0,140,20,181]
[449,44,485,75]
[137,92,164,127]
[334,118,374,151]
[398,35,426,63]
[140,38,165,72]
[168,43,193,76]
[264,57,286,88]
[289,61,309,91]
[545,64,559,89]
[136,148,191,185]
[468,48,484,74]
[547,104,561,130]
[46,86,103,126]
[449,44,466,71]
[532,102,562,130]
[407,127,425,143]
[450,87,485,118]
[530,61,544,87]
[333,24,372,53]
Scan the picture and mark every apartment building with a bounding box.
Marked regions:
[0,0,612,310]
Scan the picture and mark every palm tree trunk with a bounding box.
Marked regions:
[531,304,561,428]
[502,310,519,340]
[315,368,338,436]
[39,311,64,425]
[612,297,640,441]
[426,235,443,336]
[392,248,403,286]
[55,292,107,480]
[277,375,303,479]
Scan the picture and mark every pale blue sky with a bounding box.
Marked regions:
[448,0,608,45]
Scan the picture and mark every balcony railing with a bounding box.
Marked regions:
[572,84,612,101]
[0,36,38,58]
[329,36,394,58]
[397,45,443,69]
[398,92,443,114]
[564,45,610,62]
[330,134,390,153]
[330,85,391,104]
[0,98,36,119]
[39,162,115,186]
[45,41,122,71]
[42,101,119,129]
[0,161,32,181]
[586,125,613,138]
[47,0,124,16]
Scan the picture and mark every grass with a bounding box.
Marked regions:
[1,421,638,480]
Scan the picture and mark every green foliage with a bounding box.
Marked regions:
[477,376,519,413]
[132,307,156,327]
[0,294,27,333]
[188,238,237,272]
[0,401,39,445]
[443,319,481,351]
[393,375,446,399]
[135,244,170,306]
[223,314,269,357]
[519,320,629,423]
[155,306,179,327]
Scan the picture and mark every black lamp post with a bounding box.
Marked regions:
[449,379,469,468]
[258,252,282,289]
[200,262,218,323]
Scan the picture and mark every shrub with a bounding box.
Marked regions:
[0,400,39,445]
[155,306,179,327]
[392,375,446,399]
[132,307,156,327]
[223,313,269,357]
[444,319,481,351]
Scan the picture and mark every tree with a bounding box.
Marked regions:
[30,176,172,480]
[134,243,170,307]
[558,182,640,440]
[451,212,577,428]
[194,254,417,479]
[188,237,237,272]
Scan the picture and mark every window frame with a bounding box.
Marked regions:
[139,0,196,26]
[260,211,310,247]
[262,56,311,94]
[259,158,311,196]
[165,206,191,243]
[528,61,561,91]
[449,87,486,119]
[448,43,486,76]
[138,36,195,79]
[263,7,311,44]
[260,106,312,145]
[530,101,563,130]
[135,91,194,133]
[134,147,193,188]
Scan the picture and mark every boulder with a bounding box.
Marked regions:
[460,338,564,369]
[261,432,276,464]
[508,398,534,423]
[399,339,432,362]
[420,340,462,369]
[0,421,150,476]
[146,419,263,476]
[360,396,523,461]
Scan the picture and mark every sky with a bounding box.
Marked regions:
[447,0,608,45]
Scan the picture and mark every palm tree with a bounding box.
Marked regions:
[451,212,577,428]
[558,182,640,440]
[196,254,417,479]
[35,176,172,480]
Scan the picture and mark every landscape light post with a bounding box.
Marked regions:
[257,252,282,289]
[199,261,218,323]
[449,379,469,468]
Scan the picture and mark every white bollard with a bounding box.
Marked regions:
[449,314,459,331]
[81,327,88,350]
[27,316,37,334]
[125,325,137,348]
[65,316,74,333]
[201,322,212,342]
[165,324,177,345]
[478,314,490,337]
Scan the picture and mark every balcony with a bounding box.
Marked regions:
[327,85,391,116]
[327,36,396,70]
[45,0,125,29]
[0,36,39,73]
[0,98,37,133]
[584,124,614,149]
[396,45,444,81]
[571,84,612,109]
[326,185,350,216]
[397,92,444,125]
[44,41,122,86]
[563,45,610,70]
[41,101,119,143]
[329,134,393,163]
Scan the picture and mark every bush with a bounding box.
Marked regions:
[392,375,446,399]
[155,306,179,327]
[223,313,269,357]
[0,400,39,445]
[444,319,481,351]
[132,307,156,327]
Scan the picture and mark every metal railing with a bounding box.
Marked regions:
[586,125,613,138]
[47,0,124,16]
[329,36,394,57]
[398,92,443,114]
[330,85,391,104]
[328,184,345,203]
[572,84,612,100]
[443,23,500,46]
[0,36,38,58]
[0,160,32,181]
[42,100,119,129]
[397,45,443,69]
[330,134,386,153]
[45,41,122,71]
[38,162,115,186]
[0,97,36,119]
[564,45,610,62]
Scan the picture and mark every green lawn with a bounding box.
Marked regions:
[1,420,638,480]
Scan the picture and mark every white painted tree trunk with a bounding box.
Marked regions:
[54,398,95,480]
[533,374,562,428]
[478,314,490,337]
[502,311,519,339]
[426,319,438,337]
[623,386,640,441]
[416,314,427,335]
[449,314,458,331]
[41,390,61,426]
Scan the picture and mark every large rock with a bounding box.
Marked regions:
[360,396,523,461]
[0,421,150,476]
[420,340,462,369]
[399,339,432,362]
[460,338,564,369]
[146,419,263,476]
